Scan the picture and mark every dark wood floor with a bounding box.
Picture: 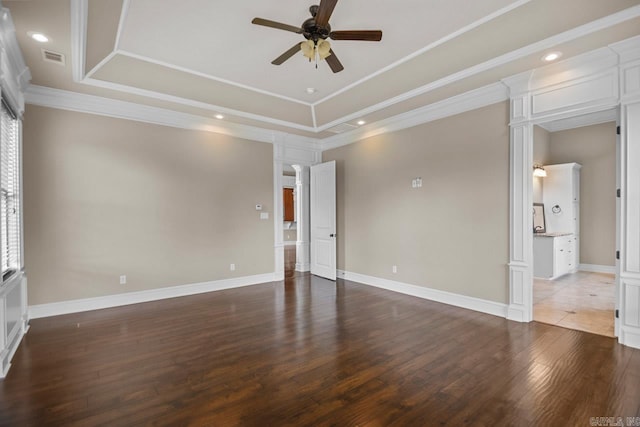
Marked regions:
[1,266,639,425]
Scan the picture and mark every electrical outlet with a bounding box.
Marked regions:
[416,177,423,187]
[392,265,397,273]
[411,179,417,188]
[119,275,126,285]
[230,263,236,271]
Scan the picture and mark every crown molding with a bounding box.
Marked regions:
[81,73,317,133]
[320,82,509,151]
[24,85,321,150]
[24,81,510,154]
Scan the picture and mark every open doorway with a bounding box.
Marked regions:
[531,120,617,337]
[283,165,297,277]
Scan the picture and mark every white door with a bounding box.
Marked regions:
[310,161,336,280]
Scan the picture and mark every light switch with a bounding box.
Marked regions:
[260,212,269,220]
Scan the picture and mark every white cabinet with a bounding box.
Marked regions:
[534,234,577,279]
[543,163,581,238]
[534,163,581,280]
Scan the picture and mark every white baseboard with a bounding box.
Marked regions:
[28,273,275,319]
[283,241,296,246]
[620,326,640,349]
[579,264,616,274]
[338,270,508,318]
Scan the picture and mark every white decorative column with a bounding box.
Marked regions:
[293,165,310,272]
[503,72,535,322]
[273,148,285,281]
[614,37,640,348]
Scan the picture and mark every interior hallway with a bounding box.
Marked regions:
[534,271,615,337]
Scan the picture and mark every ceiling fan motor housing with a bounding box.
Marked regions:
[303,5,331,42]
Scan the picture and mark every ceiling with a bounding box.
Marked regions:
[4,0,640,141]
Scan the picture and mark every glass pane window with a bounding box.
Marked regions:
[1,99,21,278]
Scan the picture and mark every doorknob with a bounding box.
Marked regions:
[330,233,336,237]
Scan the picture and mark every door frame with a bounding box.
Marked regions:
[503,37,640,348]
[272,143,321,281]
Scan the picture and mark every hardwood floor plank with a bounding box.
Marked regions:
[1,272,639,425]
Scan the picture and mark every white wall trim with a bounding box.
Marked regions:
[283,241,296,246]
[28,273,275,319]
[579,264,616,274]
[338,270,508,319]
[24,85,321,150]
[320,82,509,150]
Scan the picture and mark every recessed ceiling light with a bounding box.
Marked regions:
[215,114,224,120]
[542,51,562,62]
[306,88,317,94]
[28,32,49,43]
[357,120,366,126]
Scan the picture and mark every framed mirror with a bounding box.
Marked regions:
[533,203,546,234]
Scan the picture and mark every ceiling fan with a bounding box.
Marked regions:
[252,0,383,73]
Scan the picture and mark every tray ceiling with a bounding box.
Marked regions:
[5,0,640,139]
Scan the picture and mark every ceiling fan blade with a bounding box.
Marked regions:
[330,30,383,42]
[315,0,339,27]
[325,49,344,73]
[272,44,302,65]
[252,18,302,34]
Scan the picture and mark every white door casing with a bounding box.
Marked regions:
[310,161,337,281]
[503,36,640,349]
[273,143,321,281]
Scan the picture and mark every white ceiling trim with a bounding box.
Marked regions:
[311,104,317,128]
[113,0,131,51]
[115,50,312,106]
[85,50,117,79]
[319,82,509,151]
[313,4,640,132]
[312,0,533,106]
[70,0,87,82]
[24,84,321,150]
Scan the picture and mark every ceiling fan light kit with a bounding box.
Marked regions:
[251,0,382,73]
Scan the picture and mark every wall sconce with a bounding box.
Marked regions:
[533,164,547,177]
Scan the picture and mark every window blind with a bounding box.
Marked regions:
[1,98,20,278]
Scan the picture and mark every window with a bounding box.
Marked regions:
[1,98,21,280]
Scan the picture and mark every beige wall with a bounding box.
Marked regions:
[323,102,510,304]
[533,125,551,204]
[548,122,616,266]
[23,106,274,305]
[283,229,296,241]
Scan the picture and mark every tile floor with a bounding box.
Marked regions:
[533,271,616,337]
